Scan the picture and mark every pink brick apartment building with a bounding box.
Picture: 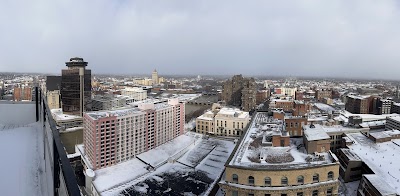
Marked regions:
[83,99,185,170]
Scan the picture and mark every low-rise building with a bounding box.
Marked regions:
[120,87,147,101]
[219,112,340,196]
[358,174,397,196]
[196,104,250,137]
[385,116,400,131]
[284,116,307,137]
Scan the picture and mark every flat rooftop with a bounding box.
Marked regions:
[346,132,400,194]
[51,108,82,121]
[229,112,337,169]
[0,102,48,196]
[82,133,235,195]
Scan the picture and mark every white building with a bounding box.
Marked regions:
[196,104,250,137]
[120,87,147,101]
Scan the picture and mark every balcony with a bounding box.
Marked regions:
[0,88,80,196]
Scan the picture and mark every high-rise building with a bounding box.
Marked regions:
[222,75,257,112]
[152,69,159,85]
[61,57,92,116]
[83,99,185,169]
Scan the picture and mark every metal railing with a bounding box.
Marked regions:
[35,87,81,196]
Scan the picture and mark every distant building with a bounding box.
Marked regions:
[47,90,61,109]
[221,75,256,112]
[13,86,32,101]
[152,69,159,85]
[91,95,134,111]
[45,76,62,109]
[295,90,304,100]
[120,87,147,101]
[256,89,269,104]
[275,87,297,97]
[376,99,392,114]
[83,99,185,170]
[61,57,92,116]
[345,95,371,114]
[316,89,332,101]
[196,104,250,137]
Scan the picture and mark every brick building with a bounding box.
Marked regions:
[222,75,256,112]
[13,86,32,101]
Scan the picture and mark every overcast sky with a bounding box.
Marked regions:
[1,0,400,79]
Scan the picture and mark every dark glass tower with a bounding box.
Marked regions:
[61,57,92,116]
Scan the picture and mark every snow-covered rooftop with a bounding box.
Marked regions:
[92,133,236,196]
[85,107,145,120]
[364,174,397,195]
[303,126,330,141]
[229,112,336,169]
[0,103,48,196]
[340,110,400,122]
[313,103,336,112]
[51,108,82,121]
[346,132,400,194]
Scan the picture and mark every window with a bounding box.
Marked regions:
[312,190,318,196]
[264,177,271,186]
[248,176,255,185]
[327,188,333,196]
[248,194,254,196]
[297,175,304,185]
[328,171,334,180]
[232,174,238,183]
[297,193,303,196]
[265,194,271,196]
[281,177,288,186]
[281,194,287,196]
[313,174,319,182]
[232,191,238,196]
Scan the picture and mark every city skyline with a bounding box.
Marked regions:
[1,0,400,79]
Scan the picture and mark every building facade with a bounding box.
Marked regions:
[316,89,332,102]
[345,95,370,114]
[13,86,32,101]
[61,57,92,116]
[219,112,340,196]
[386,116,400,130]
[152,69,159,85]
[83,99,185,170]
[47,90,61,109]
[222,75,257,112]
[120,87,147,101]
[196,105,250,137]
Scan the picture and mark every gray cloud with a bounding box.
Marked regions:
[1,0,400,79]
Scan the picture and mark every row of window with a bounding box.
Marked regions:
[232,172,334,186]
[233,188,333,196]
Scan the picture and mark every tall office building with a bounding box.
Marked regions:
[152,69,159,85]
[222,75,257,112]
[61,57,92,116]
[83,99,185,169]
